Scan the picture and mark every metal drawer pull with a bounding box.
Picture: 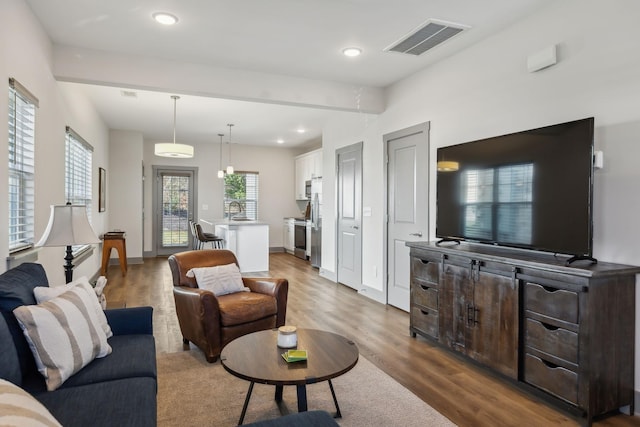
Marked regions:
[410,232,423,237]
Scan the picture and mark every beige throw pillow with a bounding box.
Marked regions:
[186,263,249,296]
[0,379,62,426]
[33,276,112,338]
[13,286,112,391]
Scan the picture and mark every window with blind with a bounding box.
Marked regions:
[462,164,533,245]
[65,126,94,253]
[8,78,38,253]
[224,172,259,220]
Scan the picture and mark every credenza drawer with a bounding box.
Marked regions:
[411,305,438,339]
[524,318,578,364]
[411,257,439,285]
[524,354,578,405]
[411,281,438,310]
[524,282,578,324]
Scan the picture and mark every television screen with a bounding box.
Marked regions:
[436,117,594,257]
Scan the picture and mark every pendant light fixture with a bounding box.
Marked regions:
[217,133,225,178]
[226,123,234,174]
[154,95,194,158]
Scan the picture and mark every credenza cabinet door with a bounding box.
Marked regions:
[467,270,518,379]
[440,262,472,352]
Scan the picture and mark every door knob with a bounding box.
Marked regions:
[410,232,423,237]
[353,225,359,230]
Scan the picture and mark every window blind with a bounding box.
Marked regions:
[8,78,38,253]
[65,127,93,253]
[224,171,259,220]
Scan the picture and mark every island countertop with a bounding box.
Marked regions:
[200,218,269,226]
[199,219,269,272]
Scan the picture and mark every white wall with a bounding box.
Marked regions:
[320,0,640,393]
[142,139,301,253]
[0,0,109,282]
[108,130,144,259]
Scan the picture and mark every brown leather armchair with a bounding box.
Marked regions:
[168,249,288,362]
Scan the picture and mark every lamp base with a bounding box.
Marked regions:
[64,245,75,283]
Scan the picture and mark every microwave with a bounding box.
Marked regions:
[304,180,312,199]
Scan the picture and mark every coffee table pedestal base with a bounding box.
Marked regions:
[238,380,342,425]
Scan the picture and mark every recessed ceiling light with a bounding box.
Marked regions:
[277,139,284,144]
[296,128,306,134]
[153,12,178,25]
[342,47,362,57]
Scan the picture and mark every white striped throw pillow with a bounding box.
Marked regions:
[13,286,112,391]
[186,263,249,296]
[33,276,113,338]
[0,379,62,426]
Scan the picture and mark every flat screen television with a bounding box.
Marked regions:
[436,117,595,261]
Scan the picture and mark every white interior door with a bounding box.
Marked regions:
[386,123,430,311]
[336,142,362,290]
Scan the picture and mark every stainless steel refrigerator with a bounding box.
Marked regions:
[310,177,322,268]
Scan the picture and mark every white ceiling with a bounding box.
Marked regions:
[26,0,552,148]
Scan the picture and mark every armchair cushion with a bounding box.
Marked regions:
[217,292,277,327]
[186,264,249,296]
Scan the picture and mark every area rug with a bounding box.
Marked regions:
[157,350,456,426]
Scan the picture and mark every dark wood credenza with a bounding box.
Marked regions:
[406,241,639,426]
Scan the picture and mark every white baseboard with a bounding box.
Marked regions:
[319,268,336,282]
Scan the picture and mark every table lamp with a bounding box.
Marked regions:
[36,203,100,283]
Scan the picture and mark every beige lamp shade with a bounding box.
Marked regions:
[154,142,194,158]
[36,204,100,247]
[154,95,194,158]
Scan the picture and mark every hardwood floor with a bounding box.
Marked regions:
[103,253,639,427]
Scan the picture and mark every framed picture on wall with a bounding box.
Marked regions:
[99,167,106,212]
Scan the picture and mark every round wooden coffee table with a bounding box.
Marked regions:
[220,328,359,425]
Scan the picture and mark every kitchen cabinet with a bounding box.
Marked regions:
[283,218,294,254]
[294,155,310,200]
[407,241,639,426]
[294,149,322,200]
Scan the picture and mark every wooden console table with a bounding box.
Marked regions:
[101,232,127,277]
[407,241,639,426]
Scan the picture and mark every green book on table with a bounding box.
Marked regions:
[281,349,307,362]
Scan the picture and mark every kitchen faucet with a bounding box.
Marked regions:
[228,201,243,219]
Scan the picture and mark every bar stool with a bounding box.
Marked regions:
[189,220,200,250]
[195,223,224,249]
[101,232,127,276]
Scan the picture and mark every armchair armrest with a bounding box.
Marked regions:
[105,306,153,336]
[243,278,288,326]
[173,286,222,359]
[172,286,221,321]
[242,277,287,296]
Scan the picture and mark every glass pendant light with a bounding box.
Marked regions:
[226,123,234,174]
[154,95,194,158]
[217,133,224,178]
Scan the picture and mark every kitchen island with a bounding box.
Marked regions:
[200,219,269,272]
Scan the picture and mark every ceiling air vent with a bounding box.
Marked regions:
[385,19,468,56]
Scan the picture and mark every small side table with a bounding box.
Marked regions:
[101,232,127,277]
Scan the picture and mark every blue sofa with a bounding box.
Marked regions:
[0,263,157,427]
